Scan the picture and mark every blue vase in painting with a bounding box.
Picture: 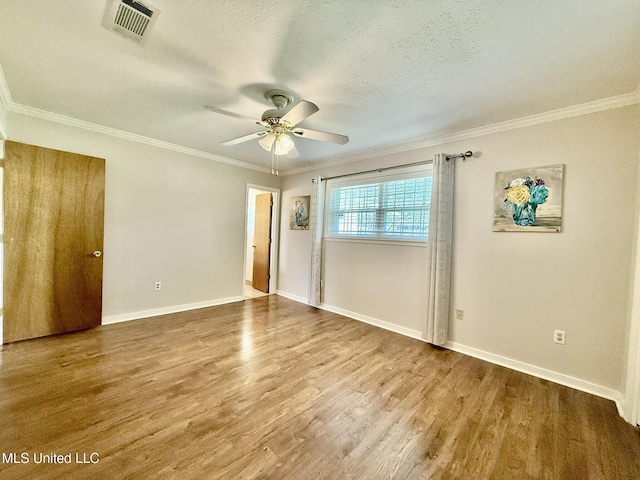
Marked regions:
[512,202,537,226]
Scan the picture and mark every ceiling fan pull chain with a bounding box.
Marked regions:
[271,148,275,176]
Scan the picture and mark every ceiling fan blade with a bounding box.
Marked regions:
[204,106,266,126]
[222,131,267,146]
[292,128,349,145]
[281,100,319,126]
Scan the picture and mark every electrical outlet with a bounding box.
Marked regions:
[154,282,161,291]
[455,309,464,320]
[554,330,565,344]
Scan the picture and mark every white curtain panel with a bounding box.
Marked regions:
[424,153,455,346]
[308,176,325,306]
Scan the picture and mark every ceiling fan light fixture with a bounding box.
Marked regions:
[258,132,275,151]
[274,133,294,155]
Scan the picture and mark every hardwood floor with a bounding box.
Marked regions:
[0,295,638,479]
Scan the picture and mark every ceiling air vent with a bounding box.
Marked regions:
[104,0,160,44]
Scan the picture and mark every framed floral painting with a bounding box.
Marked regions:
[493,164,565,232]
[289,195,310,230]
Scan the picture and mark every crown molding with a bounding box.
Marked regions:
[8,103,272,174]
[1,53,638,178]
[283,89,640,176]
[0,60,270,174]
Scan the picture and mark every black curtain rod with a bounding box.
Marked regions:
[447,151,473,161]
[312,151,473,183]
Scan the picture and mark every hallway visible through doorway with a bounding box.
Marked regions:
[244,185,279,299]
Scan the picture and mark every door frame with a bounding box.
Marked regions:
[243,184,280,297]
[624,178,640,426]
[0,137,5,345]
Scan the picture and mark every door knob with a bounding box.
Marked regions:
[92,251,102,258]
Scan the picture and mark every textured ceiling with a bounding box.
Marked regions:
[0,0,638,173]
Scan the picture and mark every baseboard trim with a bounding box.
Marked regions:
[319,303,424,340]
[276,291,424,341]
[275,290,309,305]
[101,296,244,325]
[445,341,623,412]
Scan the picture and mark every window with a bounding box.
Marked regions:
[327,168,432,240]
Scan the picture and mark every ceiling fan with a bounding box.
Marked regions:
[205,89,349,175]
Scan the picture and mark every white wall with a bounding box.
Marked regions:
[450,107,638,395]
[323,239,428,335]
[279,105,640,397]
[0,100,7,140]
[6,111,280,321]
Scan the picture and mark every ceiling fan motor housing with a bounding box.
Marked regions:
[262,89,293,124]
[261,110,285,124]
[265,89,292,108]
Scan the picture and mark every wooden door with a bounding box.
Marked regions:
[3,141,105,343]
[252,192,272,293]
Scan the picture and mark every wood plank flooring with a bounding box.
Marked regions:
[0,295,638,479]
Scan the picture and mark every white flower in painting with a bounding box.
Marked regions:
[509,178,527,187]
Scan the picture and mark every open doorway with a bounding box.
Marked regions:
[244,185,279,299]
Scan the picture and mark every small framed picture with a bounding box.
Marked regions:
[289,195,310,230]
